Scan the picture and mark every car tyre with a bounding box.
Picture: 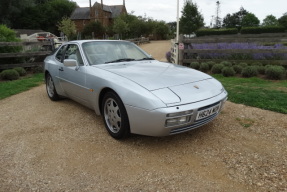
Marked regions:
[46,73,60,101]
[102,92,130,139]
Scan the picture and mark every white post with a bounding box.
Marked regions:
[176,0,180,64]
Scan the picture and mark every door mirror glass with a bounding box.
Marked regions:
[63,59,78,67]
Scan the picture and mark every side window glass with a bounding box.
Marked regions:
[55,45,67,62]
[64,44,84,66]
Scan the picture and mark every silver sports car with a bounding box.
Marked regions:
[44,40,228,139]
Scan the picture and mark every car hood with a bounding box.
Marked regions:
[96,61,211,90]
[96,61,224,105]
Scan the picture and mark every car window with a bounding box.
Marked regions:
[82,41,149,65]
[55,45,67,62]
[64,44,84,66]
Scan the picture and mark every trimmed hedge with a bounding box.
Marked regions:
[13,67,26,76]
[199,62,209,72]
[190,62,200,70]
[222,67,236,77]
[241,26,285,34]
[241,66,258,77]
[233,65,243,74]
[211,64,224,74]
[195,28,238,36]
[265,66,286,80]
[0,69,20,80]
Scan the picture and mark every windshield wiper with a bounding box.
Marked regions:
[136,57,155,61]
[105,58,135,64]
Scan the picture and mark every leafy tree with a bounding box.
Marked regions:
[6,0,77,35]
[179,0,204,34]
[222,7,248,28]
[0,25,19,42]
[153,21,170,40]
[278,13,287,29]
[113,17,129,39]
[57,17,76,40]
[241,13,260,27]
[0,0,35,27]
[262,15,279,26]
[82,21,105,39]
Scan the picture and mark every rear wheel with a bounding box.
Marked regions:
[102,92,130,139]
[46,73,60,101]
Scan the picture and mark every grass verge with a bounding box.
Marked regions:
[213,74,287,114]
[0,73,44,100]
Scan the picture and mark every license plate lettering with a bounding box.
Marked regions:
[196,103,221,120]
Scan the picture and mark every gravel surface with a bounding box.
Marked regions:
[0,41,286,191]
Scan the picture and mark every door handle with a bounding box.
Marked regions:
[59,67,64,71]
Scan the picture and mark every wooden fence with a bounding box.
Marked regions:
[171,33,287,66]
[0,38,150,70]
[127,37,150,45]
[0,41,54,70]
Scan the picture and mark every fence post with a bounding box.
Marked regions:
[178,34,184,65]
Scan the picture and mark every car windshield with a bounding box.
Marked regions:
[82,41,152,65]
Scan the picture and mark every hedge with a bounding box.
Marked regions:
[195,28,238,36]
[241,26,285,34]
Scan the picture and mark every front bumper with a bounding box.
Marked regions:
[125,91,228,137]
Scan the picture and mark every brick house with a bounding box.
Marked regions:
[70,0,127,32]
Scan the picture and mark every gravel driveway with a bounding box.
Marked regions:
[0,41,286,191]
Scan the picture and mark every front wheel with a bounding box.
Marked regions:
[102,92,130,139]
[46,73,60,101]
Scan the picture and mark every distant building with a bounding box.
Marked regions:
[70,0,127,32]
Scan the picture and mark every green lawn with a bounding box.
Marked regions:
[213,74,287,114]
[0,73,44,100]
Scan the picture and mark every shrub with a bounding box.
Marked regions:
[199,62,210,73]
[256,66,266,75]
[0,69,20,80]
[211,64,224,74]
[239,62,248,68]
[233,65,243,74]
[166,51,171,63]
[222,67,236,77]
[190,62,200,70]
[241,66,258,77]
[220,61,232,67]
[206,61,216,69]
[13,67,26,76]
[265,66,286,80]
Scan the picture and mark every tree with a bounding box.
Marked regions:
[278,13,287,29]
[262,15,279,27]
[179,0,204,34]
[0,0,35,27]
[57,17,76,40]
[153,21,170,40]
[241,13,260,27]
[5,0,77,35]
[82,21,105,39]
[113,17,129,39]
[222,7,248,28]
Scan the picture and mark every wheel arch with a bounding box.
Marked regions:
[98,87,117,115]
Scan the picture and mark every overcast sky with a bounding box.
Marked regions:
[74,0,286,26]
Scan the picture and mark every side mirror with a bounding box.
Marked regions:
[63,59,78,67]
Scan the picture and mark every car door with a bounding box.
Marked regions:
[59,43,89,105]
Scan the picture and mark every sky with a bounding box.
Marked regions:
[74,0,286,26]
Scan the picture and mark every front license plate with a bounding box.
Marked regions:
[196,103,221,121]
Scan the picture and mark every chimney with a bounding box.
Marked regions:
[123,0,125,6]
[89,0,92,19]
[101,0,103,9]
